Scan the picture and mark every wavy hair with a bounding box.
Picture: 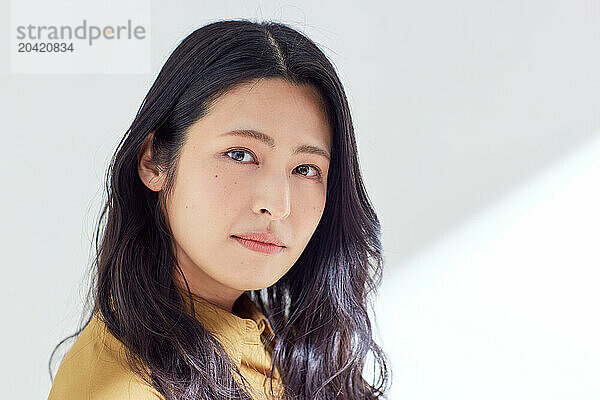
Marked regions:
[49,19,391,400]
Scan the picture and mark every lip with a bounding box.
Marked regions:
[232,235,285,255]
[232,232,286,247]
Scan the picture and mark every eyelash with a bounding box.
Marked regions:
[222,148,323,181]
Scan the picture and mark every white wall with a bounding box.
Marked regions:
[375,136,600,398]
[1,0,598,398]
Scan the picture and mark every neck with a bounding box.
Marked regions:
[174,275,243,313]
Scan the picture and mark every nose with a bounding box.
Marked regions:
[251,169,291,220]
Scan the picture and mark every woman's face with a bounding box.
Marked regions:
[139,78,331,310]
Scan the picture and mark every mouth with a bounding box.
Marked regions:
[231,235,285,255]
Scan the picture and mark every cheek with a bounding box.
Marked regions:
[202,169,249,216]
[292,188,326,236]
[169,163,245,235]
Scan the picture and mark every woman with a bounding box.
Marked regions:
[48,19,390,400]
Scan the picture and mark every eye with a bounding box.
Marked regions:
[225,149,255,163]
[294,164,322,180]
[224,149,323,181]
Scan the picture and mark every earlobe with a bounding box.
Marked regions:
[137,131,165,192]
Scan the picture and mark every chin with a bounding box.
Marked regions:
[225,266,285,291]
[231,278,274,291]
[239,282,271,291]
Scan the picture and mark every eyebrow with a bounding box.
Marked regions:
[218,129,330,161]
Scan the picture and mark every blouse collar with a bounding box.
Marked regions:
[176,287,277,365]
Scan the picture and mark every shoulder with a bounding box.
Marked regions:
[48,313,165,400]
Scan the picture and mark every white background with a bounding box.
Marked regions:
[1,1,598,399]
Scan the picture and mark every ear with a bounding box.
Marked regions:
[137,131,166,192]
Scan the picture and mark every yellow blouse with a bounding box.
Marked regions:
[47,289,284,399]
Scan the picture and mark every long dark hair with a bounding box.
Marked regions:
[49,19,391,400]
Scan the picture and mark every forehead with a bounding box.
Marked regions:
[193,78,332,150]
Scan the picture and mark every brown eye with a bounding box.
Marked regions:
[225,149,255,163]
[295,164,322,180]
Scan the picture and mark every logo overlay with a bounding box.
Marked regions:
[10,0,150,74]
